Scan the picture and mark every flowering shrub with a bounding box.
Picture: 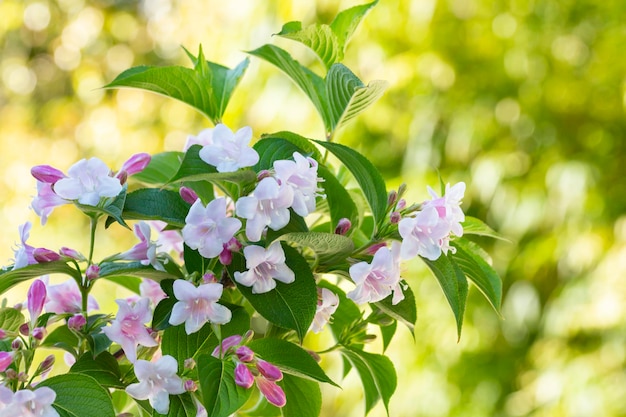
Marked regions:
[0,2,503,416]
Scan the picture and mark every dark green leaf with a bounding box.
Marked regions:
[70,352,124,389]
[39,373,116,417]
[374,280,417,333]
[0,261,81,295]
[279,374,322,417]
[164,393,197,417]
[42,324,79,354]
[132,151,183,185]
[103,275,142,294]
[317,165,359,233]
[277,22,340,69]
[152,280,176,331]
[98,261,182,281]
[274,232,354,266]
[378,321,397,352]
[197,354,252,417]
[0,308,25,333]
[122,188,190,228]
[257,131,323,163]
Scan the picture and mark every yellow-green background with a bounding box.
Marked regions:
[1,0,625,416]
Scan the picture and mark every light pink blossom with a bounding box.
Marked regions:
[0,352,14,372]
[53,157,122,206]
[102,298,158,363]
[0,386,59,417]
[310,288,339,333]
[273,152,322,217]
[125,355,185,415]
[196,124,259,172]
[234,242,295,294]
[182,198,242,259]
[117,153,151,177]
[45,278,98,314]
[12,222,36,269]
[139,279,167,306]
[347,242,404,305]
[235,177,294,242]
[30,181,68,225]
[148,221,184,260]
[169,280,232,335]
[118,222,163,270]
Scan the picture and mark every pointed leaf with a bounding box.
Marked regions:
[39,373,116,417]
[0,261,81,295]
[279,374,322,417]
[98,261,182,281]
[277,22,340,69]
[373,281,417,333]
[0,308,25,333]
[42,324,79,355]
[122,188,190,228]
[378,321,397,352]
[132,151,183,185]
[317,165,359,233]
[257,131,323,163]
[165,393,198,417]
[461,216,508,241]
[330,0,379,52]
[70,352,124,389]
[197,354,252,417]
[422,254,468,339]
[274,232,354,266]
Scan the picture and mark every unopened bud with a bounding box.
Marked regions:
[32,327,46,340]
[0,329,6,339]
[257,170,272,181]
[256,360,283,382]
[119,153,151,177]
[116,170,128,185]
[5,369,17,379]
[184,358,196,370]
[68,314,86,331]
[334,218,351,235]
[219,248,233,266]
[11,339,22,350]
[19,323,29,337]
[27,279,47,323]
[184,379,198,392]
[33,248,61,263]
[396,199,406,210]
[31,165,65,184]
[397,183,407,198]
[242,330,255,343]
[0,351,14,372]
[211,335,242,358]
[202,272,217,284]
[179,186,199,204]
[236,346,255,363]
[60,247,84,260]
[365,242,387,255]
[390,212,401,224]
[86,264,100,280]
[234,363,254,389]
[17,372,28,382]
[306,349,321,363]
[38,355,55,374]
[387,190,398,207]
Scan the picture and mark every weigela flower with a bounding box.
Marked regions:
[139,279,167,306]
[211,334,243,358]
[12,222,36,269]
[234,242,295,294]
[0,386,59,417]
[27,279,46,325]
[0,352,14,372]
[117,153,151,178]
[194,124,259,172]
[30,165,65,184]
[310,288,339,333]
[148,221,184,260]
[118,222,163,270]
[256,377,286,408]
[273,152,322,217]
[45,278,99,314]
[235,177,294,242]
[347,242,404,305]
[30,181,67,225]
[169,280,232,335]
[125,355,185,415]
[53,157,122,206]
[102,298,158,363]
[182,198,242,259]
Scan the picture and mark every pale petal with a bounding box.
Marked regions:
[197,283,223,301]
[150,390,171,415]
[154,355,178,376]
[272,264,295,284]
[349,262,371,285]
[234,270,256,287]
[243,245,269,269]
[235,196,258,219]
[207,303,232,324]
[169,301,190,326]
[173,279,198,302]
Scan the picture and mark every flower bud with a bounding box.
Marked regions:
[219,247,233,266]
[242,330,255,343]
[184,358,196,370]
[31,165,65,184]
[334,218,351,235]
[257,170,272,181]
[236,346,255,363]
[256,360,282,382]
[397,183,407,198]
[387,190,398,207]
[0,351,14,372]
[17,372,28,382]
[37,354,55,375]
[32,327,46,340]
[116,170,128,185]
[86,264,100,280]
[11,339,22,350]
[365,242,387,255]
[119,153,151,177]
[202,272,217,284]
[5,369,17,379]
[33,248,61,263]
[19,323,29,337]
[184,379,198,392]
[390,212,401,224]
[179,186,199,204]
[211,335,242,358]
[396,199,406,210]
[234,363,254,389]
[0,329,6,339]
[68,314,86,331]
[27,279,47,323]
[256,377,286,407]
[60,247,84,260]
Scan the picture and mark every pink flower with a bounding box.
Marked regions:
[0,386,59,417]
[12,222,36,269]
[169,280,232,335]
[139,279,167,306]
[310,288,339,333]
[148,221,184,260]
[256,377,286,408]
[273,152,322,217]
[182,198,242,259]
[53,157,122,206]
[0,352,14,372]
[118,153,151,177]
[125,355,185,415]
[67,314,86,331]
[347,242,404,305]
[233,242,295,294]
[30,181,68,225]
[27,279,46,325]
[30,165,66,184]
[211,335,243,358]
[33,248,61,263]
[235,177,294,242]
[45,279,98,314]
[102,298,158,363]
[196,124,259,173]
[118,222,163,270]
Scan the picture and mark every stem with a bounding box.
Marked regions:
[87,217,98,265]
[316,344,341,355]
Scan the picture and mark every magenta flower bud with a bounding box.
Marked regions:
[0,329,6,339]
[38,354,55,374]
[31,165,65,184]
[19,323,29,336]
[236,346,255,363]
[68,314,86,331]
[119,153,151,177]
[184,379,198,392]
[60,247,83,260]
[256,360,283,382]
[179,186,199,204]
[256,377,286,407]
[365,242,387,255]
[86,264,100,280]
[11,338,22,350]
[387,190,398,207]
[0,351,14,372]
[33,248,61,263]
[202,272,217,284]
[390,212,401,224]
[225,237,242,252]
[184,358,196,370]
[32,326,46,340]
[334,218,352,235]
[396,199,406,210]
[219,247,233,265]
[27,279,47,323]
[211,335,242,357]
[234,363,254,389]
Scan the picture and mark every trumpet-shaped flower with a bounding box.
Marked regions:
[53,157,122,206]
[182,198,242,259]
[45,278,98,314]
[140,279,167,306]
[273,152,322,217]
[310,288,339,333]
[235,177,294,242]
[118,222,163,270]
[0,386,59,417]
[31,181,67,225]
[347,242,404,305]
[196,124,259,172]
[102,298,157,363]
[169,280,232,334]
[125,355,185,415]
[234,242,295,294]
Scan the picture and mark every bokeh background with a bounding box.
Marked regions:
[1,0,625,416]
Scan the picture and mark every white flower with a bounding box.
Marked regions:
[125,355,185,415]
[234,242,295,294]
[196,124,259,172]
[235,177,294,242]
[169,280,232,334]
[53,157,122,206]
[0,386,59,417]
[310,288,339,333]
[182,198,242,258]
[118,222,163,270]
[273,152,321,217]
[347,242,404,305]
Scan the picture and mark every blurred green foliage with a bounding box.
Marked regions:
[1,0,625,416]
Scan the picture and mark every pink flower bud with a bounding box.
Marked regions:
[390,212,401,224]
[256,377,286,407]
[19,323,29,336]
[219,248,233,265]
[365,242,387,255]
[396,199,406,210]
[257,170,271,181]
[0,351,14,372]
[32,327,46,340]
[184,379,198,392]
[27,279,46,323]
[119,153,151,177]
[184,358,196,370]
[256,360,282,382]
[68,314,86,331]
[86,264,100,280]
[11,339,22,350]
[225,237,242,252]
[211,335,242,358]
[179,186,199,204]
[234,363,254,389]
[0,329,6,339]
[202,272,217,284]
[60,247,83,260]
[334,218,351,235]
[387,190,398,207]
[38,354,55,375]
[236,346,255,363]
[31,165,65,184]
[33,248,61,263]
[116,170,128,185]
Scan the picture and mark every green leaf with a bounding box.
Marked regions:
[274,232,354,266]
[325,64,387,132]
[0,261,81,295]
[247,338,338,387]
[279,374,322,417]
[39,373,116,417]
[451,238,503,314]
[103,275,142,294]
[228,244,317,342]
[197,354,252,417]
[122,188,190,228]
[373,280,417,333]
[0,308,25,333]
[42,324,79,355]
[152,280,177,331]
[132,151,183,185]
[70,352,125,389]
[315,141,387,230]
[378,321,397,352]
[317,165,359,233]
[422,254,468,340]
[165,393,198,417]
[170,145,256,185]
[257,131,323,163]
[341,346,396,416]
[247,44,333,132]
[461,216,507,240]
[77,187,129,229]
[330,0,379,53]
[277,22,340,69]
[98,261,182,281]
